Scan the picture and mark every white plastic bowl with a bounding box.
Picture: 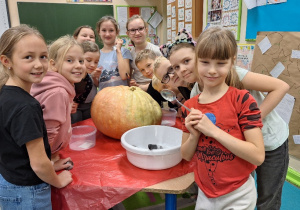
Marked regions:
[69,125,96,151]
[121,125,183,170]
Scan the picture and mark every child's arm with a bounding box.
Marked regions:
[115,38,130,80]
[194,115,265,166]
[181,108,202,161]
[26,137,73,188]
[241,71,289,119]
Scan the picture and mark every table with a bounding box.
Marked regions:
[51,118,195,210]
[142,172,195,210]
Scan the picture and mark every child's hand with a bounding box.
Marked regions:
[129,79,139,87]
[91,66,102,80]
[57,170,73,188]
[193,114,218,138]
[53,157,73,171]
[71,102,78,114]
[115,38,123,51]
[185,108,203,137]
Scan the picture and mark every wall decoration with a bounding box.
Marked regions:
[206,0,242,40]
[171,18,176,30]
[167,17,172,28]
[167,4,171,15]
[185,9,192,22]
[178,0,184,8]
[185,0,192,8]
[178,21,184,31]
[236,44,255,70]
[178,8,184,21]
[171,6,176,17]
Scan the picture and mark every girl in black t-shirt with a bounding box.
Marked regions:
[0,25,72,209]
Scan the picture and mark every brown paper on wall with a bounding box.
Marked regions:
[251,32,300,159]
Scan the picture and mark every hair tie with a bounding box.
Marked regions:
[159,28,196,58]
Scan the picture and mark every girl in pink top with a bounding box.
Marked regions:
[31,35,85,161]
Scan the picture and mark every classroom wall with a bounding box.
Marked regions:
[8,0,167,44]
[8,0,254,45]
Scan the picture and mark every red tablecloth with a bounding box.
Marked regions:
[51,118,194,210]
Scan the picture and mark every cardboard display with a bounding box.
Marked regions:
[251,32,300,159]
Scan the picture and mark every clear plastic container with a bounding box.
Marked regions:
[161,108,177,126]
[69,125,96,151]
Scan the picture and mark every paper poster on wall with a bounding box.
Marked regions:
[167,29,172,40]
[185,9,192,22]
[211,0,222,10]
[171,6,176,18]
[236,44,255,70]
[178,0,184,7]
[171,31,176,42]
[185,0,192,8]
[178,8,184,21]
[129,7,139,17]
[178,21,184,31]
[167,17,171,28]
[167,4,171,15]
[117,6,128,36]
[148,11,163,29]
[172,18,176,30]
[207,0,242,40]
[141,7,152,21]
[185,23,192,34]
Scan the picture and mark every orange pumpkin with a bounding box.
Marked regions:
[91,86,162,139]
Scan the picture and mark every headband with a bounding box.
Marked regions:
[159,28,196,58]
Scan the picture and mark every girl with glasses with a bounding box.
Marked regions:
[126,15,162,91]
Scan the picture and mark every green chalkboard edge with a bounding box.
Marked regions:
[205,0,242,41]
[115,5,156,38]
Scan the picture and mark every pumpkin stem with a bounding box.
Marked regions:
[129,86,136,91]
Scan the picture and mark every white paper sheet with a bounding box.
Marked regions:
[117,7,128,36]
[270,62,285,78]
[293,135,300,144]
[148,11,163,29]
[258,36,272,54]
[243,0,258,9]
[291,50,300,59]
[141,7,152,22]
[274,93,295,125]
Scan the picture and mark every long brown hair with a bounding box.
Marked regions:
[0,24,45,90]
[195,27,243,89]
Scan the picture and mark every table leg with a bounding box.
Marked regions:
[165,193,177,210]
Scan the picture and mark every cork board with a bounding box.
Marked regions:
[251,32,300,158]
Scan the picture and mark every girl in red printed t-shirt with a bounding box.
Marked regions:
[181,27,265,210]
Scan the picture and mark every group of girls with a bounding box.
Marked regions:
[0,14,159,209]
[0,13,289,210]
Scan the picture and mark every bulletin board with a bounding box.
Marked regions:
[206,0,242,40]
[0,0,10,37]
[166,0,203,43]
[18,2,113,44]
[246,0,300,40]
[251,32,300,159]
